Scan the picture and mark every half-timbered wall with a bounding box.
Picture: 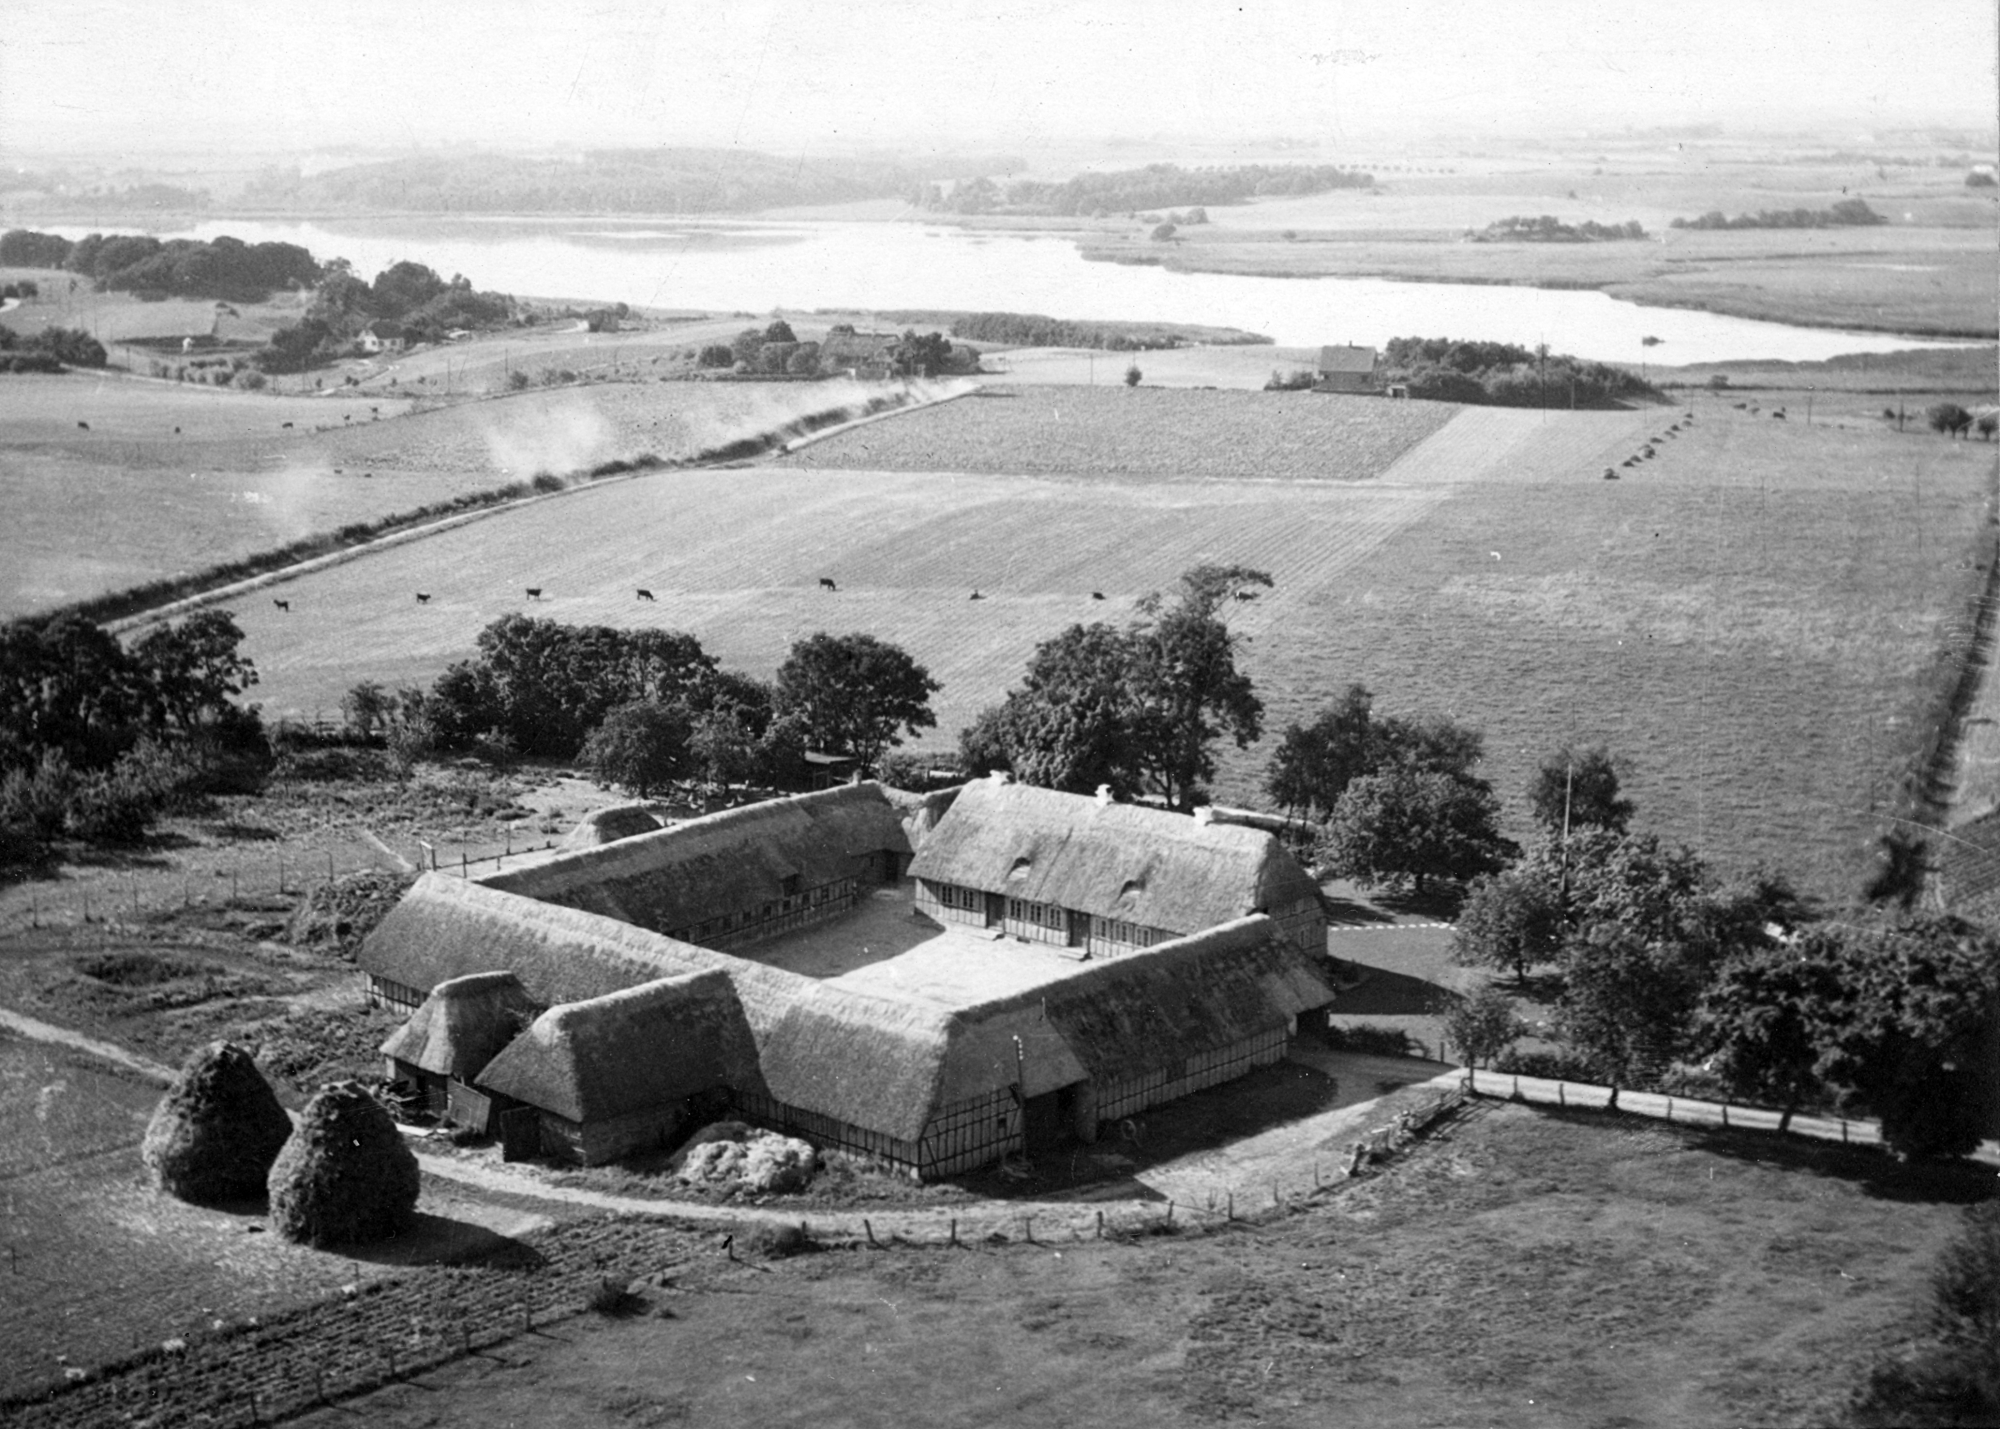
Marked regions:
[915,878,989,928]
[1092,1024,1292,1125]
[667,876,857,950]
[1003,895,1069,946]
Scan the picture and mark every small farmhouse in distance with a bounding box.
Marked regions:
[1314,344,1379,393]
[360,778,1337,1176]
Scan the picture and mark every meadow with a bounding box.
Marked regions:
[279,1102,1989,1429]
[154,381,1997,899]
[0,374,903,618]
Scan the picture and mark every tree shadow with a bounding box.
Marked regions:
[1536,1105,1998,1206]
[1336,967,1458,1016]
[1373,885,1466,920]
[1498,970,1566,1004]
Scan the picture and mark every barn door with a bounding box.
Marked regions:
[499,1106,540,1162]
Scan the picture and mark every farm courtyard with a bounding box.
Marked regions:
[111,379,1999,901]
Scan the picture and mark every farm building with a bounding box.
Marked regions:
[476,970,761,1164]
[818,330,898,379]
[1314,344,1379,393]
[909,777,1326,959]
[361,780,1338,1174]
[379,970,540,1127]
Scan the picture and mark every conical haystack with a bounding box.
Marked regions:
[142,1041,293,1203]
[267,1081,420,1247]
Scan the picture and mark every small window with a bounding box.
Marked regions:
[780,874,801,898]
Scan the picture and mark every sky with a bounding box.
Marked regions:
[1,0,1994,161]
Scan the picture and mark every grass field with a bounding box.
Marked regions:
[0,374,904,618]
[778,386,1457,481]
[282,1102,1991,1429]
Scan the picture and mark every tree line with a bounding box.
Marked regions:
[1382,335,1659,408]
[1475,215,1648,242]
[916,162,1374,217]
[0,323,106,373]
[1669,199,1887,230]
[0,229,320,303]
[239,149,1020,216]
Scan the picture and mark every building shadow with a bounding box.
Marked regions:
[1336,967,1458,1016]
[953,1059,1349,1203]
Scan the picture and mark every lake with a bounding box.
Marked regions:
[65,214,1973,364]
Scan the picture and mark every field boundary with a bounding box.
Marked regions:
[1461,1067,2000,1166]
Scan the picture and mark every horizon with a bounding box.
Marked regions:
[2,0,1994,166]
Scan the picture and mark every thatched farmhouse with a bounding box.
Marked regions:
[909,777,1326,958]
[359,779,1336,1176]
[379,970,539,1127]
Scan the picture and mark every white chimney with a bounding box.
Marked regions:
[1192,805,1215,826]
[1095,784,1113,807]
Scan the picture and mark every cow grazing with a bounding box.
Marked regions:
[272,598,290,611]
[415,592,431,604]
[1234,590,1259,601]
[1091,591,1105,600]
[525,588,543,601]
[818,577,837,591]
[636,589,655,601]
[1772,409,1786,420]
[76,421,89,431]
[281,421,294,429]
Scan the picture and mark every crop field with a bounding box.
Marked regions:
[0,374,900,617]
[191,387,1996,898]
[983,344,1319,390]
[777,385,1457,481]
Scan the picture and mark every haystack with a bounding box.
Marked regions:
[267,1081,420,1247]
[141,1041,293,1203]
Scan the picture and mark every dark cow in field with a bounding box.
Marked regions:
[525,588,543,601]
[415,593,431,604]
[818,577,838,591]
[1091,591,1105,600]
[636,589,655,601]
[969,590,984,601]
[76,422,89,431]
[272,598,290,611]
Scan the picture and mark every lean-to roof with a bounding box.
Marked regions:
[378,970,541,1081]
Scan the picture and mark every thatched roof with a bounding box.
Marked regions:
[907,778,1321,932]
[477,970,765,1123]
[479,783,911,935]
[562,802,663,850]
[361,873,740,1008]
[755,914,1333,1142]
[379,971,542,1081]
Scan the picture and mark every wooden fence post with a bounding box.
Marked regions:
[948,1218,959,1248]
[1095,1211,1103,1239]
[1557,1082,1565,1108]
[864,1218,878,1249]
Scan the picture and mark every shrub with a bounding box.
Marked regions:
[697,344,735,368]
[142,1042,294,1203]
[267,1081,420,1247]
[1123,364,1142,387]
[506,368,530,390]
[64,765,159,844]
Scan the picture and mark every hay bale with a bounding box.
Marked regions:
[142,1041,293,1203]
[267,1081,419,1247]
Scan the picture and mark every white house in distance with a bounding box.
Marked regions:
[1314,344,1379,393]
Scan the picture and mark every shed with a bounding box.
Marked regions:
[476,970,763,1165]
[379,970,542,1127]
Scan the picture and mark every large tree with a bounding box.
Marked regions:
[1266,683,1377,821]
[773,632,939,775]
[131,609,258,735]
[1528,744,1633,836]
[966,564,1270,810]
[1453,866,1566,983]
[581,699,693,798]
[1316,764,1514,896]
